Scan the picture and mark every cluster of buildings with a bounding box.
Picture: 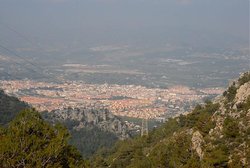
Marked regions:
[0,80,224,119]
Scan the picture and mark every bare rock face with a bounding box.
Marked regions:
[235,82,250,103]
[191,131,204,160]
[43,107,130,140]
[231,81,250,119]
[211,115,224,137]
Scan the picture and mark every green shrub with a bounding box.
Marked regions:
[224,85,237,102]
[223,117,239,138]
[204,144,229,167]
[238,72,250,86]
[0,109,88,168]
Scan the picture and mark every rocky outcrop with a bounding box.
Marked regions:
[210,72,250,166]
[187,72,250,166]
[191,131,204,160]
[235,82,250,103]
[43,107,130,140]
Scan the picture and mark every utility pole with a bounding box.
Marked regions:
[141,118,149,136]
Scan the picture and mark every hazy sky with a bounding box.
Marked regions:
[0,0,249,47]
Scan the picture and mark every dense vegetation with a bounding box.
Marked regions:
[0,91,89,167]
[238,72,250,86]
[69,127,118,158]
[0,90,29,125]
[0,109,89,168]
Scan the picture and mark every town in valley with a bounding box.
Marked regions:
[0,80,224,120]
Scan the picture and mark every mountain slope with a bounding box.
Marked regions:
[42,107,130,158]
[0,109,89,168]
[0,91,89,167]
[91,72,250,168]
[0,90,29,125]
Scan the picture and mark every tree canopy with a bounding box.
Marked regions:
[0,109,89,168]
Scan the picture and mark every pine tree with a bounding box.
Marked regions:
[0,109,89,168]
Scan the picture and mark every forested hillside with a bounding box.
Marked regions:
[69,127,118,158]
[91,72,250,168]
[0,90,89,167]
[0,90,123,159]
[42,107,129,158]
[0,90,29,125]
[0,109,89,167]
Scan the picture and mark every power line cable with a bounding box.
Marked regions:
[0,44,44,71]
[0,50,38,74]
[0,23,35,45]
[0,70,12,79]
[0,23,63,83]
[0,49,58,82]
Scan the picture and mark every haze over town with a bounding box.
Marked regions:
[0,0,249,119]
